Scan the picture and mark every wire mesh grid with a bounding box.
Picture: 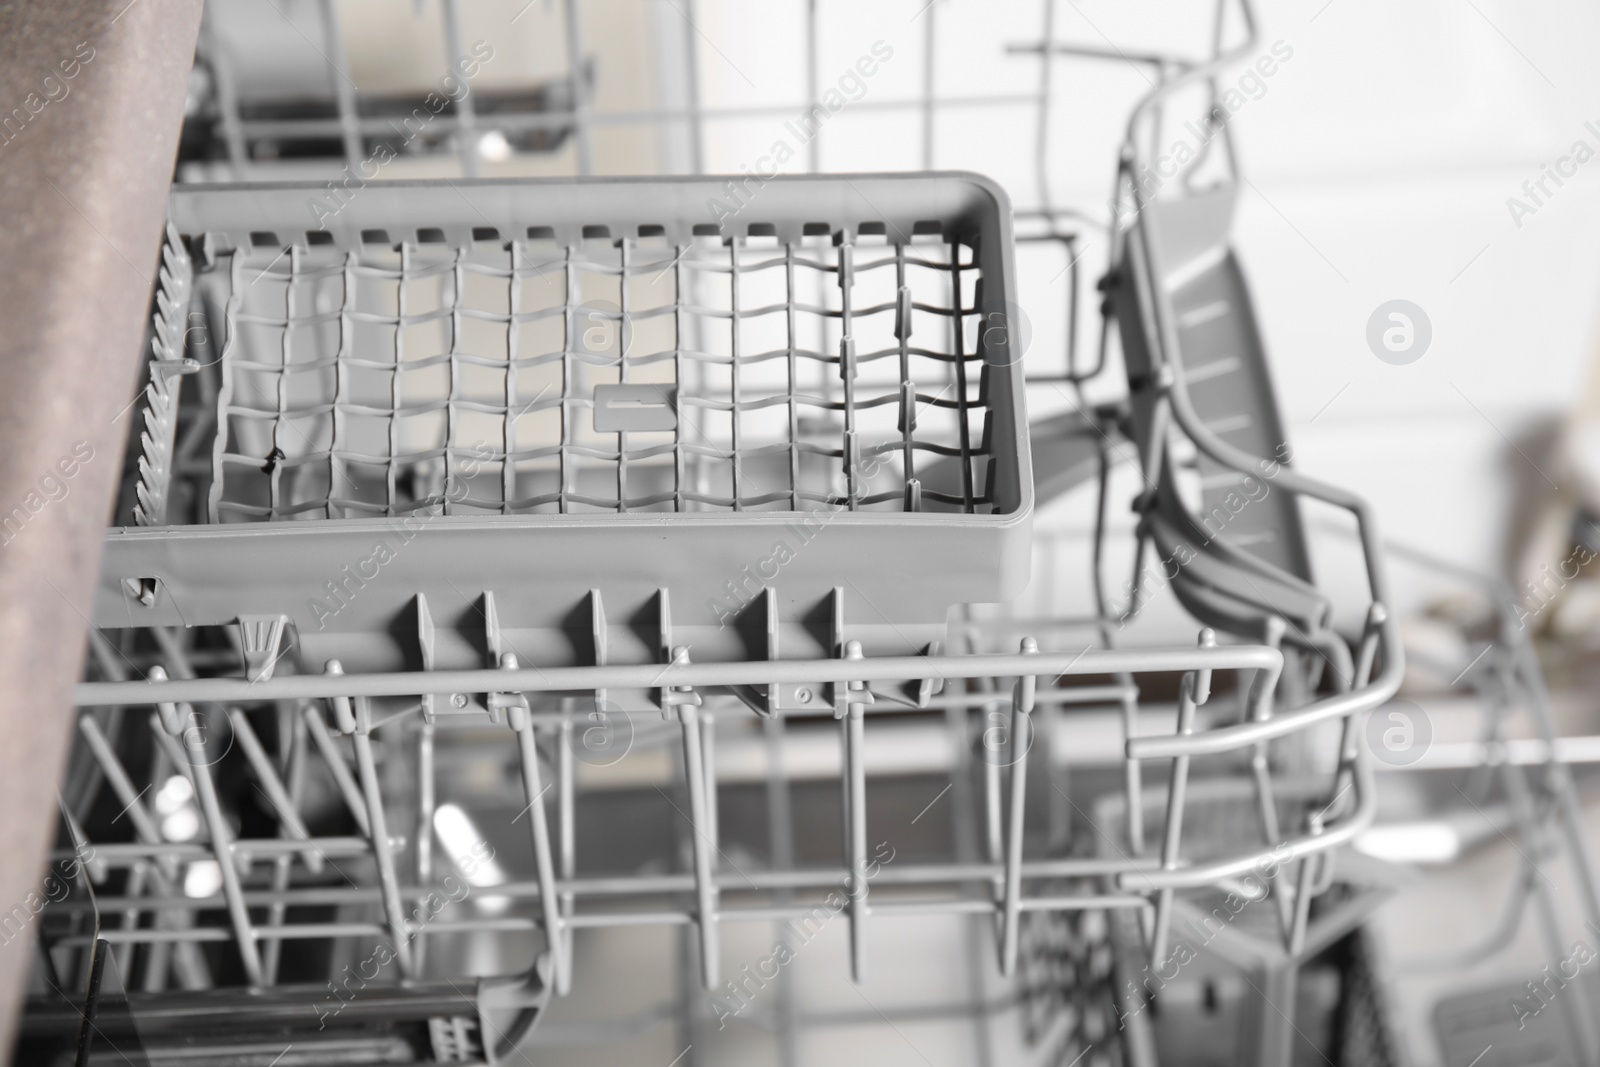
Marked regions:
[195,227,991,524]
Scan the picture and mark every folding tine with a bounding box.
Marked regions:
[302,700,371,837]
[1328,604,1386,820]
[1287,813,1322,957]
[701,705,719,876]
[839,640,872,981]
[663,646,719,988]
[556,697,578,996]
[1280,608,1384,952]
[1120,686,1146,855]
[75,716,211,991]
[957,607,1008,902]
[228,707,323,874]
[414,715,435,974]
[1151,630,1214,965]
[148,666,264,986]
[326,660,415,979]
[497,652,568,988]
[262,704,310,984]
[1250,616,1288,935]
[999,637,1039,976]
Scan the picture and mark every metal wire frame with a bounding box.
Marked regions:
[191,0,1069,207]
[181,0,1128,431]
[61,3,1418,1062]
[1099,0,1401,682]
[1363,537,1600,1064]
[178,229,992,523]
[62,617,1398,1005]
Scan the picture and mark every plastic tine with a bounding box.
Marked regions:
[1151,629,1213,964]
[1000,637,1039,976]
[302,701,370,837]
[77,715,211,989]
[666,647,719,989]
[339,666,415,979]
[841,640,873,982]
[1329,604,1386,822]
[1252,617,1294,940]
[558,702,576,994]
[499,651,568,991]
[1122,687,1145,855]
[1288,813,1322,956]
[262,707,308,983]
[227,708,323,874]
[149,665,263,986]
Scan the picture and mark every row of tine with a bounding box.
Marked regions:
[71,619,1382,999]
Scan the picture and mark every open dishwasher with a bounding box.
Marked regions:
[15,2,1600,1066]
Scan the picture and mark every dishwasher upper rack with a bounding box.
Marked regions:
[105,174,1032,669]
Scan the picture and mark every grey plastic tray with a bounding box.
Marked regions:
[98,174,1031,670]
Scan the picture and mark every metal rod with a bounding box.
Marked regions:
[921,0,937,170]
[1119,745,1378,892]
[805,0,819,172]
[1151,641,1209,963]
[1031,0,1055,213]
[440,0,480,177]
[76,643,1291,708]
[202,18,249,176]
[58,836,385,865]
[63,889,1155,947]
[681,0,705,173]
[315,0,363,168]
[52,854,1171,910]
[208,93,1046,141]
[562,0,594,174]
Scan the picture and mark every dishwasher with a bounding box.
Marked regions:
[17,2,1600,1065]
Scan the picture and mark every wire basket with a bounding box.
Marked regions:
[104,174,1032,673]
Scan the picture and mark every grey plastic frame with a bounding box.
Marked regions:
[96,174,1033,665]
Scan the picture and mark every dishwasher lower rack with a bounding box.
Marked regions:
[43,616,1400,1065]
[102,173,1031,674]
